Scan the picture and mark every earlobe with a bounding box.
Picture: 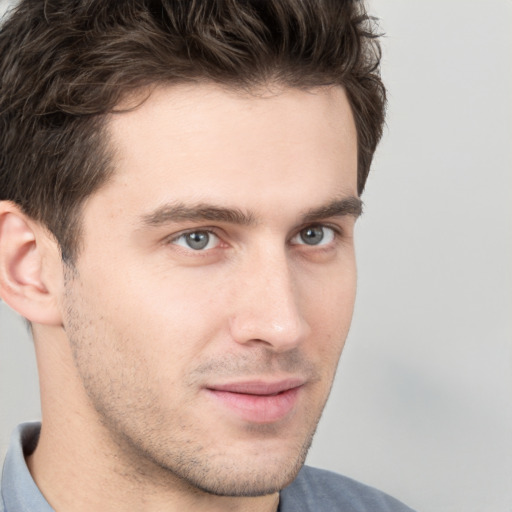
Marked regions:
[0,202,63,325]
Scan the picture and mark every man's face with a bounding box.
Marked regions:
[62,84,358,496]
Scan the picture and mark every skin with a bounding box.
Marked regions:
[0,83,359,511]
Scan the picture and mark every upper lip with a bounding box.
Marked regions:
[206,378,306,396]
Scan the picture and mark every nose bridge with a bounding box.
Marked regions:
[230,244,308,351]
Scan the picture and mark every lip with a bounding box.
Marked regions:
[205,378,305,424]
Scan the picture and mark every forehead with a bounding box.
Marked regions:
[94,83,357,222]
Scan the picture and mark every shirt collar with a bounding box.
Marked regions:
[1,422,53,512]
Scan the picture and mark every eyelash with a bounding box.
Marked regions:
[169,229,224,252]
[167,224,343,253]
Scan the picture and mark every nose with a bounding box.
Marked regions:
[228,248,310,352]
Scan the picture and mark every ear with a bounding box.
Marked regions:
[0,201,63,325]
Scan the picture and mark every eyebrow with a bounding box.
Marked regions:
[141,203,256,227]
[301,196,363,223]
[140,196,362,228]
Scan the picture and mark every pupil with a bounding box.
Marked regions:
[186,232,209,250]
[301,226,324,245]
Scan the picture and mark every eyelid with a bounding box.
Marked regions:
[167,227,223,251]
[289,223,341,247]
[163,222,344,251]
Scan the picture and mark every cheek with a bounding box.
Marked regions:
[88,263,228,370]
[300,255,357,318]
[299,260,357,355]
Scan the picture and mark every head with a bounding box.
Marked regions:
[0,0,385,502]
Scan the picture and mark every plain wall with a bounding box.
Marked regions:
[1,1,511,511]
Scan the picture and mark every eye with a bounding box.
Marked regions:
[171,230,220,251]
[291,225,336,246]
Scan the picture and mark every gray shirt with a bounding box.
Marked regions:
[1,423,415,511]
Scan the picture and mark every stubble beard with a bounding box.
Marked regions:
[61,270,333,498]
[109,413,321,498]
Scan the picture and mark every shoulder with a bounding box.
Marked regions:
[279,466,416,512]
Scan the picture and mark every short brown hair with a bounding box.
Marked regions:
[0,0,386,262]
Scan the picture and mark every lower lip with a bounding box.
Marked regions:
[206,387,301,424]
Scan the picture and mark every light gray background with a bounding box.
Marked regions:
[1,1,511,511]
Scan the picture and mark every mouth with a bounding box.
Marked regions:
[205,378,305,424]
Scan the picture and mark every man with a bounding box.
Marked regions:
[0,1,415,511]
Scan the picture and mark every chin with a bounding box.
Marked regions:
[156,432,313,498]
[180,456,305,497]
